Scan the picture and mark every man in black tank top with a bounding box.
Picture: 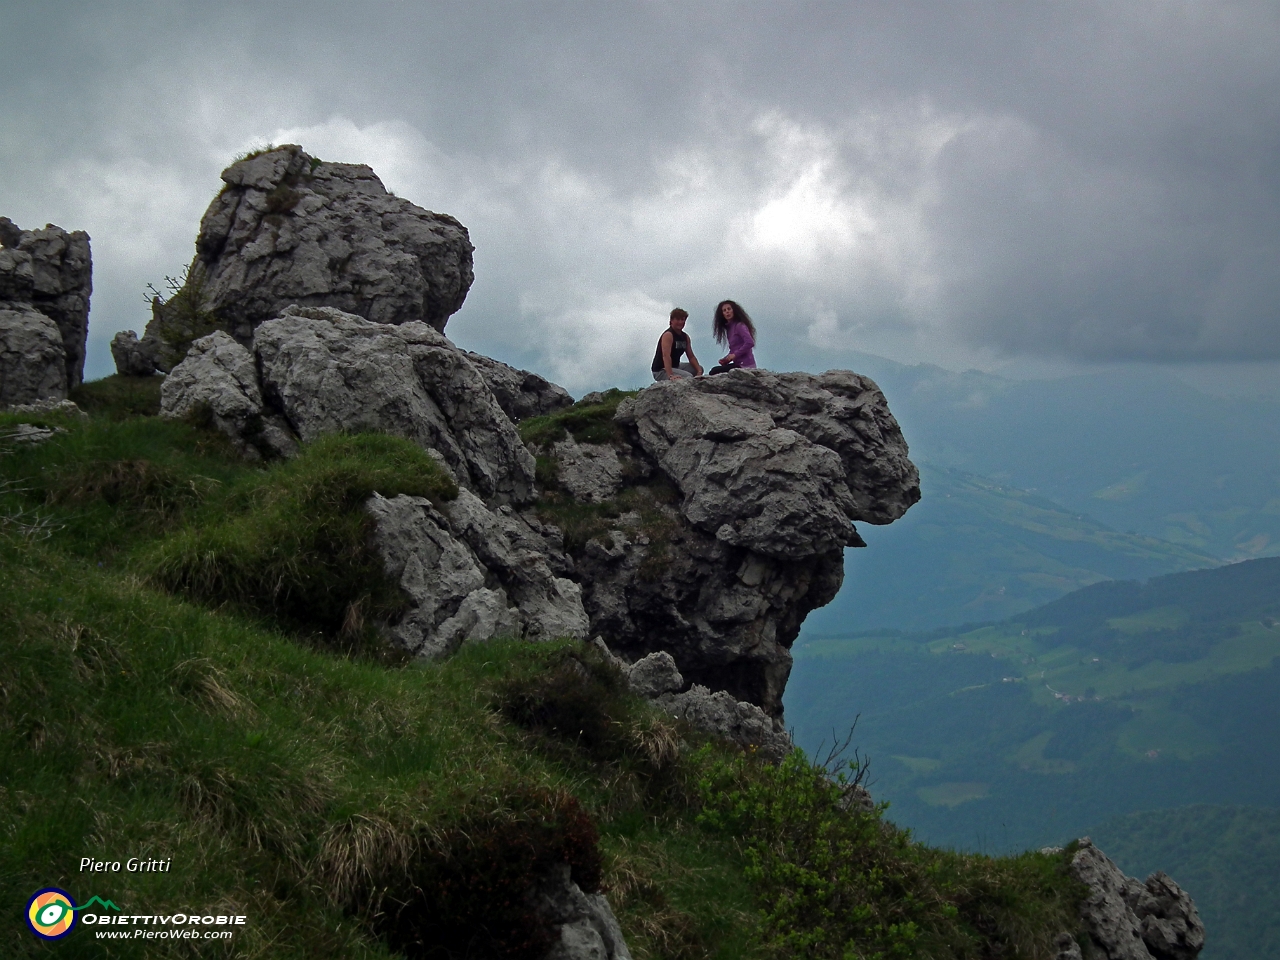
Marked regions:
[652,308,703,380]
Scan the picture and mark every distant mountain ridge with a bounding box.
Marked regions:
[840,350,1280,562]
[805,463,1218,633]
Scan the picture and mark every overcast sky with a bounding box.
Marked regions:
[3,1,1279,394]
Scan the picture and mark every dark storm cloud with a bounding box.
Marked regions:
[3,1,1278,387]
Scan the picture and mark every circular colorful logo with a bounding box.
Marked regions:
[27,888,77,940]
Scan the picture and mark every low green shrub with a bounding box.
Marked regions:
[697,748,1087,959]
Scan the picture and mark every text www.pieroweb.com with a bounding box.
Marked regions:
[87,914,245,940]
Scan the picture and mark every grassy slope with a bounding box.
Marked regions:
[2,378,1089,959]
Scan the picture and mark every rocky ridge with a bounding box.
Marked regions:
[162,307,921,720]
[553,371,921,717]
[0,216,92,404]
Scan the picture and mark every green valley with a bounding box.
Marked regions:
[787,556,1280,851]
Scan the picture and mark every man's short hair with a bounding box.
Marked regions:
[670,308,689,322]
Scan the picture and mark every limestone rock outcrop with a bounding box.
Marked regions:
[163,306,536,503]
[364,493,522,659]
[159,331,296,461]
[159,304,919,719]
[440,489,589,640]
[617,370,920,549]
[533,863,633,960]
[252,307,534,505]
[161,308,587,655]
[1070,838,1205,960]
[554,370,920,717]
[655,684,794,762]
[553,437,624,504]
[110,329,158,377]
[128,145,473,372]
[600,644,795,761]
[0,216,92,400]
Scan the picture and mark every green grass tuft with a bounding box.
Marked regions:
[519,388,636,449]
[70,373,162,419]
[141,433,457,651]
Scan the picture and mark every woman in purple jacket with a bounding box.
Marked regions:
[710,300,757,375]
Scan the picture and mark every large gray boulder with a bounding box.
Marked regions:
[251,306,535,505]
[0,304,68,405]
[363,489,589,656]
[159,330,296,460]
[358,488,593,658]
[131,145,473,371]
[553,437,624,504]
[1070,838,1205,960]
[364,493,523,658]
[617,369,920,542]
[440,489,589,641]
[532,863,633,960]
[655,683,794,762]
[604,641,794,761]
[110,330,158,377]
[0,216,92,392]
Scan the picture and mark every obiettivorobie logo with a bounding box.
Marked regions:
[26,889,120,940]
[26,888,247,941]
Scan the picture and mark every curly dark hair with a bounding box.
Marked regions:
[713,300,757,346]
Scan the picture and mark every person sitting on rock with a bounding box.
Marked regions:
[709,300,757,375]
[652,307,704,380]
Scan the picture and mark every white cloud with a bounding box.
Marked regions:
[7,3,1280,382]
